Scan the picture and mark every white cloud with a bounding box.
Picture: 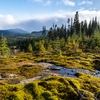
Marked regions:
[79,0,93,5]
[1,10,100,32]
[44,0,51,6]
[79,10,100,23]
[0,14,4,18]
[0,14,17,29]
[29,0,75,6]
[62,0,75,6]
[21,10,100,31]
[5,15,16,24]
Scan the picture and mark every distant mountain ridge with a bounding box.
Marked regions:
[31,30,49,35]
[0,29,50,36]
[0,28,29,35]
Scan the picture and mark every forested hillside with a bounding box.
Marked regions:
[15,12,100,54]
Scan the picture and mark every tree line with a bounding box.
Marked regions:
[47,11,100,40]
[0,11,100,57]
[15,12,100,54]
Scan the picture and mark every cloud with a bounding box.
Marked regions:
[5,15,16,24]
[17,10,100,31]
[29,0,75,6]
[62,0,75,6]
[28,0,51,6]
[0,14,17,29]
[0,14,16,24]
[1,10,100,32]
[79,0,93,5]
[79,10,100,23]
[44,0,51,6]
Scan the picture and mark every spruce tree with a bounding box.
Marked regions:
[74,11,80,34]
[0,35,10,57]
[42,26,46,36]
[28,44,33,52]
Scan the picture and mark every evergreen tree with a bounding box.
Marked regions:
[60,38,65,51]
[42,26,46,36]
[74,11,80,34]
[58,49,62,57]
[0,35,10,57]
[70,18,74,36]
[89,25,100,48]
[67,18,70,32]
[88,20,92,36]
[28,44,33,52]
[47,44,53,52]
[39,40,46,53]
[52,37,61,51]
[83,20,88,36]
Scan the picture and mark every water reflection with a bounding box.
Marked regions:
[49,63,100,78]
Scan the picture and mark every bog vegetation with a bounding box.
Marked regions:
[0,12,100,100]
[1,74,100,100]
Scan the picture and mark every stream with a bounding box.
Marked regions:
[19,62,100,84]
[46,63,100,77]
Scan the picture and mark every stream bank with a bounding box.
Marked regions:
[19,62,100,84]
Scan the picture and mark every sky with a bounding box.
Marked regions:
[0,0,100,32]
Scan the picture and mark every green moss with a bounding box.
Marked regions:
[38,76,79,100]
[68,78,81,89]
[1,52,100,100]
[20,64,43,78]
[1,74,100,100]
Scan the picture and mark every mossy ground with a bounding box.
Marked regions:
[0,53,43,83]
[0,52,100,82]
[33,52,100,70]
[0,73,100,100]
[0,52,100,99]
